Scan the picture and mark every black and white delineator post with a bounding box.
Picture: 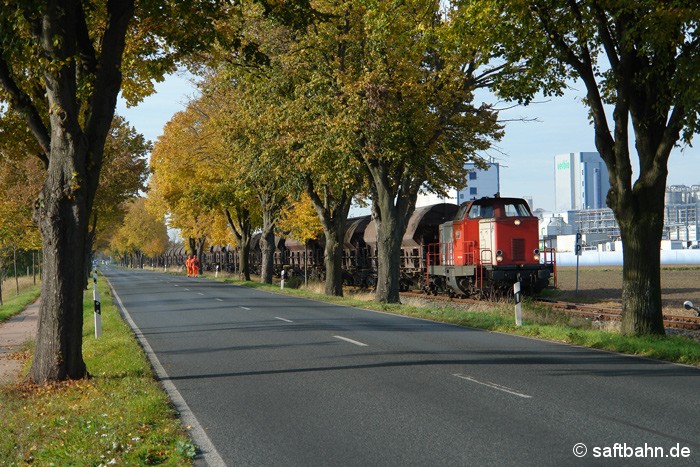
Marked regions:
[514,281,522,326]
[575,232,582,294]
[93,270,102,338]
[280,269,286,289]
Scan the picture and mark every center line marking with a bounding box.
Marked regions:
[453,374,532,399]
[197,292,204,296]
[333,335,368,347]
[275,317,293,323]
[240,306,251,310]
[215,298,223,302]
[184,288,190,291]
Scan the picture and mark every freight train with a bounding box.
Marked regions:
[154,195,555,296]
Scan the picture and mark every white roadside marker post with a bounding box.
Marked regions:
[514,281,522,327]
[93,270,102,338]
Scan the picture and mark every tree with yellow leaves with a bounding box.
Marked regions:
[277,193,324,283]
[147,108,215,269]
[277,193,324,251]
[110,198,169,268]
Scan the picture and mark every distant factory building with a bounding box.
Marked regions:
[554,152,610,212]
[416,160,501,208]
[546,184,700,247]
[664,185,700,243]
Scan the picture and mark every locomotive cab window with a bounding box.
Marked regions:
[503,202,531,217]
[466,204,494,219]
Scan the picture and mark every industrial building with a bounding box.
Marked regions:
[664,185,700,242]
[545,184,700,249]
[554,152,610,212]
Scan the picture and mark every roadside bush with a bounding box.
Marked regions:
[285,275,303,289]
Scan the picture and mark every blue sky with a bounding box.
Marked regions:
[117,73,700,212]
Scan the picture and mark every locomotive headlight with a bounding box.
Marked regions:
[533,249,540,262]
[514,219,521,226]
[496,250,503,262]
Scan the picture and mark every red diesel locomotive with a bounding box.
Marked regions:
[425,195,554,297]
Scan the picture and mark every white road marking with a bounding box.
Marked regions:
[333,335,368,347]
[215,298,223,302]
[184,288,190,291]
[275,317,293,323]
[173,284,179,287]
[197,292,204,296]
[453,374,532,399]
[240,306,251,311]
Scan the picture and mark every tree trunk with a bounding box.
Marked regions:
[305,180,353,297]
[620,225,664,335]
[240,241,251,281]
[224,207,252,281]
[365,163,418,303]
[196,237,206,275]
[615,190,666,335]
[323,231,344,296]
[30,169,89,383]
[374,212,404,303]
[260,209,275,284]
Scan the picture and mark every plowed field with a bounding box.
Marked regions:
[551,266,700,316]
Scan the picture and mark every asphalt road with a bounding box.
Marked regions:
[102,267,700,466]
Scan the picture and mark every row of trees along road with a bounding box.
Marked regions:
[0,0,697,383]
[150,0,504,302]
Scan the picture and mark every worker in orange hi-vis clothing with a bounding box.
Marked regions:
[185,254,193,277]
[192,255,200,276]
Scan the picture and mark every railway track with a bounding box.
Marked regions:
[534,297,700,330]
[400,291,700,331]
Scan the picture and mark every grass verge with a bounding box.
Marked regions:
[0,285,41,322]
[208,272,700,367]
[0,277,196,465]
